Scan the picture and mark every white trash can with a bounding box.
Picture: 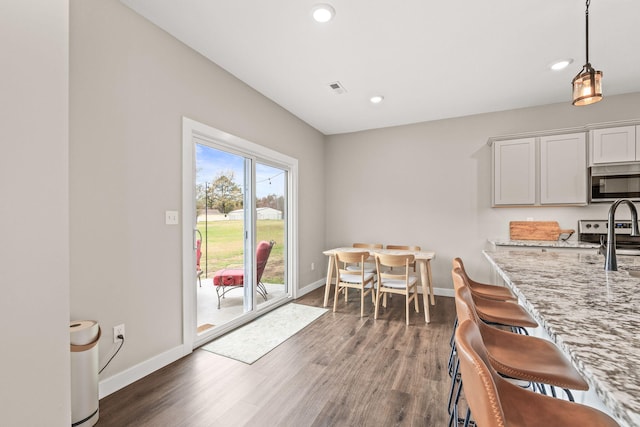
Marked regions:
[70,320,100,427]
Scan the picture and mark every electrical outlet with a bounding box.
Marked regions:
[311,262,315,271]
[113,324,125,343]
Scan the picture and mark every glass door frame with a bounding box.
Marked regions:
[182,117,298,350]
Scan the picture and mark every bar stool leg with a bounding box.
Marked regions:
[449,317,458,347]
[564,388,575,401]
[448,364,463,426]
[463,407,473,427]
[448,318,458,377]
[448,341,457,378]
[447,359,461,415]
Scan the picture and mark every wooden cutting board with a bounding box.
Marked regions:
[509,221,575,241]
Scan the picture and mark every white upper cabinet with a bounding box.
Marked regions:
[540,133,587,205]
[491,120,640,207]
[493,138,536,206]
[590,125,638,165]
[492,133,587,206]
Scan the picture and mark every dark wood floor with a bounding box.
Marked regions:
[97,287,456,427]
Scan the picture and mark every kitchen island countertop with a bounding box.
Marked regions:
[489,238,599,249]
[483,250,640,427]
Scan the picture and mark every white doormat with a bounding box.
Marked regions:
[200,303,328,364]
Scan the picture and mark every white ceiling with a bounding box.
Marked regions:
[120,0,640,135]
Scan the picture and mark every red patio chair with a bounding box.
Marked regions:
[196,239,203,287]
[212,240,275,309]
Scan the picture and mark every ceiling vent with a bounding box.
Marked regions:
[328,81,347,94]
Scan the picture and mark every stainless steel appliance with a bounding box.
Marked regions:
[590,164,640,202]
[578,219,640,255]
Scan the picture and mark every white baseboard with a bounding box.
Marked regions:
[99,344,189,399]
[434,287,454,298]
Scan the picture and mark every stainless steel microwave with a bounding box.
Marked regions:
[590,164,640,202]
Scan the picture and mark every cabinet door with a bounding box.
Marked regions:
[493,138,536,205]
[540,133,587,205]
[591,126,637,165]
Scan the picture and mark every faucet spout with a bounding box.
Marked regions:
[605,198,639,271]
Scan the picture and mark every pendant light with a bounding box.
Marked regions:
[572,0,603,106]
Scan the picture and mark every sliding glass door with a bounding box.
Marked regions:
[195,145,250,331]
[255,162,288,309]
[183,118,297,349]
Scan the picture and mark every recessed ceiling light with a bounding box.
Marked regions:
[312,4,335,23]
[550,59,573,71]
[370,95,384,104]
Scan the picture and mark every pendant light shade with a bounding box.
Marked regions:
[572,0,603,106]
[572,66,602,106]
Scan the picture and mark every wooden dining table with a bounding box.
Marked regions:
[322,247,436,323]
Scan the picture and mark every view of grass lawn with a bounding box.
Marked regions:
[197,220,285,283]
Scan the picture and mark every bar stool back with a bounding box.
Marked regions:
[455,319,620,427]
[452,257,516,301]
[454,281,589,394]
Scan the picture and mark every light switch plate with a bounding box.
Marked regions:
[165,210,179,225]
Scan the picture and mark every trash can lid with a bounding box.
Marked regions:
[70,320,99,346]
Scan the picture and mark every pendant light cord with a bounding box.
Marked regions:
[585,0,591,65]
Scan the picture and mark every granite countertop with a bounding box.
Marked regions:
[489,238,600,249]
[483,250,640,427]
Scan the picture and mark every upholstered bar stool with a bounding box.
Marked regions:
[449,258,517,347]
[455,319,620,427]
[448,258,520,377]
[448,266,538,426]
[448,259,537,377]
[469,293,537,334]
[452,257,516,302]
[453,278,589,398]
[451,262,537,332]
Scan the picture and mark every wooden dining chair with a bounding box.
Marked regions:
[333,251,376,317]
[386,245,420,271]
[348,243,383,274]
[374,253,419,325]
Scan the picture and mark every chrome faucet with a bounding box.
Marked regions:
[604,199,640,271]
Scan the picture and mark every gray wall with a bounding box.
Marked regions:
[0,0,70,424]
[70,0,326,386]
[325,93,640,290]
